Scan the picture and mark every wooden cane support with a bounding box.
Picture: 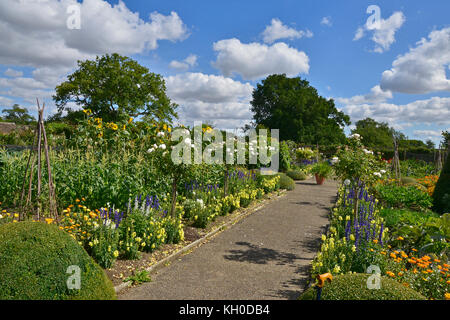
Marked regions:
[19,99,58,221]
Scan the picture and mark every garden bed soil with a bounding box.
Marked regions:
[104,190,286,286]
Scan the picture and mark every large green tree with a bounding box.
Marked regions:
[351,118,401,149]
[53,53,177,122]
[1,104,35,124]
[250,74,350,144]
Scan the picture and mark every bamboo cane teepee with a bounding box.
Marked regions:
[19,99,58,221]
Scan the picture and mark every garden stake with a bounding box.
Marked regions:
[19,99,58,221]
[316,273,333,300]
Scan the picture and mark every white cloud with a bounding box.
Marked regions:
[212,38,309,80]
[4,68,23,77]
[413,129,447,139]
[169,54,198,71]
[340,96,450,126]
[166,72,253,128]
[0,0,189,114]
[353,11,405,53]
[261,18,313,44]
[380,27,450,94]
[321,17,332,27]
[0,95,14,107]
[336,85,392,105]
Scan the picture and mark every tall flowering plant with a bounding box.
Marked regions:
[333,134,384,217]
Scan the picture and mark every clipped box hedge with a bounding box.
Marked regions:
[0,221,116,300]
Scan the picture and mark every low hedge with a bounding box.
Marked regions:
[286,170,307,181]
[299,273,426,300]
[277,173,295,190]
[0,221,116,300]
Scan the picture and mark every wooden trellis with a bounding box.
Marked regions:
[19,99,58,221]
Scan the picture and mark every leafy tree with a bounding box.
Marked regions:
[441,130,450,148]
[351,118,398,149]
[1,104,35,124]
[250,74,350,144]
[53,53,177,123]
[425,139,435,150]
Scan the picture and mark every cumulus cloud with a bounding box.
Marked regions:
[261,18,313,43]
[321,17,332,27]
[4,68,23,77]
[380,27,450,94]
[353,11,405,53]
[413,129,448,140]
[0,0,188,113]
[340,96,450,126]
[212,38,309,80]
[169,54,198,71]
[166,72,254,128]
[336,85,392,105]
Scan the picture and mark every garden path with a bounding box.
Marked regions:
[119,178,338,300]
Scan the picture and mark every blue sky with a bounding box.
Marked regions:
[0,0,449,145]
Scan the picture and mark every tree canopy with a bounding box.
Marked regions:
[250,74,350,144]
[53,53,177,123]
[1,104,35,124]
[351,118,403,149]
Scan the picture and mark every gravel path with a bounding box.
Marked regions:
[119,178,338,300]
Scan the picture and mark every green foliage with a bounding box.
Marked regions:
[1,104,35,124]
[250,74,350,144]
[333,135,383,187]
[432,153,450,214]
[295,147,316,161]
[285,169,307,180]
[124,270,151,285]
[277,173,295,190]
[401,177,417,185]
[54,53,177,123]
[87,224,120,269]
[279,141,291,172]
[380,209,449,258]
[0,221,116,300]
[299,274,425,300]
[401,159,438,178]
[375,184,433,211]
[352,118,399,149]
[310,161,333,178]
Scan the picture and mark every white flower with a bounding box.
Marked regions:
[331,156,339,164]
[196,199,204,208]
[380,169,386,174]
[159,144,166,150]
[147,148,155,154]
[373,172,382,178]
[157,131,164,137]
[350,133,361,139]
[344,179,351,186]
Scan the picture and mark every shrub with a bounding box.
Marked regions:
[286,170,307,181]
[299,273,425,300]
[277,173,295,190]
[375,183,433,211]
[310,161,333,178]
[401,177,417,185]
[0,221,116,300]
[432,154,450,214]
[279,141,291,172]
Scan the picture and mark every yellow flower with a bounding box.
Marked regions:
[113,250,119,258]
[445,293,450,300]
[128,117,133,123]
[45,218,54,224]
